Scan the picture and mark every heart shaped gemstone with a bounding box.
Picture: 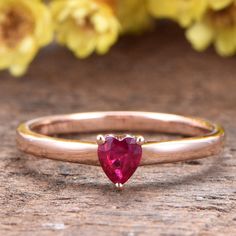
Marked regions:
[97,136,142,185]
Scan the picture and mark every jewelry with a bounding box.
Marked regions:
[16,111,225,188]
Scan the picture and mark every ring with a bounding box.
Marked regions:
[16,111,225,188]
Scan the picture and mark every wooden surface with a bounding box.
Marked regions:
[0,24,236,236]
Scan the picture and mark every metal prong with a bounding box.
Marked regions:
[96,135,105,145]
[136,136,145,145]
[115,183,123,190]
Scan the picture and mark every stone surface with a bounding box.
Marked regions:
[0,23,235,236]
[98,136,142,184]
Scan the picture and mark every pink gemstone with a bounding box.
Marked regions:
[98,136,142,184]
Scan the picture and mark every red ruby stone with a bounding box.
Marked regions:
[98,136,142,184]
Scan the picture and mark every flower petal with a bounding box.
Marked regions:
[186,22,213,51]
[215,28,236,56]
[208,0,233,10]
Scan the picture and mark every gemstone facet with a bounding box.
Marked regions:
[97,135,142,185]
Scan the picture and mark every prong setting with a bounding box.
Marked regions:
[115,183,123,190]
[136,136,145,145]
[96,134,106,145]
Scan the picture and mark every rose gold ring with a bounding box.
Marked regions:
[16,111,225,188]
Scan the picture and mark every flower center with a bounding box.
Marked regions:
[77,15,95,32]
[207,3,236,28]
[0,6,34,48]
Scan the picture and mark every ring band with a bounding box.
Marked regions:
[16,111,225,187]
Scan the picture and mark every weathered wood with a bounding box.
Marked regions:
[0,24,235,236]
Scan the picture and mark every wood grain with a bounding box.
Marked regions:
[0,23,235,236]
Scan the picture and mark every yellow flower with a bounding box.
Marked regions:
[186,0,236,56]
[148,0,207,27]
[115,0,154,34]
[0,0,53,76]
[50,0,120,58]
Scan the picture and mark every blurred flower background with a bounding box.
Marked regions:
[0,0,236,77]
